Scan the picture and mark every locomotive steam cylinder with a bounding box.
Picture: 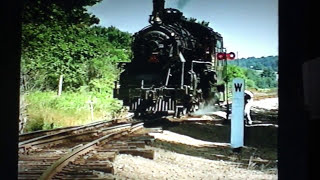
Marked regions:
[149,0,165,24]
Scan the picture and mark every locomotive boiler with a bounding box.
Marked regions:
[114,0,227,117]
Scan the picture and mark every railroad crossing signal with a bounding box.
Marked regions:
[217,52,236,60]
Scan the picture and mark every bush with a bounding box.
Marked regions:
[246,79,257,88]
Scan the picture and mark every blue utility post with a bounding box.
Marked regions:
[231,78,245,148]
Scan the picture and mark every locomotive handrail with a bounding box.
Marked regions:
[192,60,213,64]
[191,60,213,72]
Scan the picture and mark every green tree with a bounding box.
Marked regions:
[224,65,246,82]
[245,69,259,81]
[254,63,264,70]
[245,79,257,88]
[227,56,278,89]
[22,0,101,25]
[261,67,276,79]
[256,79,267,88]
[21,0,132,92]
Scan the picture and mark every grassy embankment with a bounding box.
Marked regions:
[23,91,122,132]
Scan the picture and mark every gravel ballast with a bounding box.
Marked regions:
[113,147,277,180]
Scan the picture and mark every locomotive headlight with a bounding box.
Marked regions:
[171,32,175,36]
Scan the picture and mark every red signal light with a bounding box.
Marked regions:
[217,52,236,60]
[217,52,226,60]
[227,52,236,60]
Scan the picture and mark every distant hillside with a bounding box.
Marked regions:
[228,56,278,71]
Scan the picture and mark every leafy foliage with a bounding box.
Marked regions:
[226,56,278,89]
[225,64,277,89]
[21,1,132,92]
[224,65,246,82]
[22,0,101,25]
[22,24,131,91]
[229,56,278,71]
[21,0,133,131]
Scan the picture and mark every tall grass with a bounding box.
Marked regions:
[24,91,122,132]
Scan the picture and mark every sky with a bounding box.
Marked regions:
[87,0,278,58]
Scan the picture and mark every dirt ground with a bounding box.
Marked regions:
[112,97,278,179]
[113,146,277,180]
[252,98,278,110]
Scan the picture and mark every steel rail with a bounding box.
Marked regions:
[39,123,136,180]
[19,123,132,150]
[19,120,117,147]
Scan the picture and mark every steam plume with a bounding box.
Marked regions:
[177,0,191,9]
[192,99,218,116]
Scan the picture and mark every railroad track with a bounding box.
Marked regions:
[18,120,156,180]
[19,119,121,143]
[19,125,80,142]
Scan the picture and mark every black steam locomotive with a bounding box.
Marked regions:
[114,0,227,117]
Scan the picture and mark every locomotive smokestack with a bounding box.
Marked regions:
[149,0,165,25]
[153,0,165,15]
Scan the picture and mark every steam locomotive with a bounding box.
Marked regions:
[114,0,227,117]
